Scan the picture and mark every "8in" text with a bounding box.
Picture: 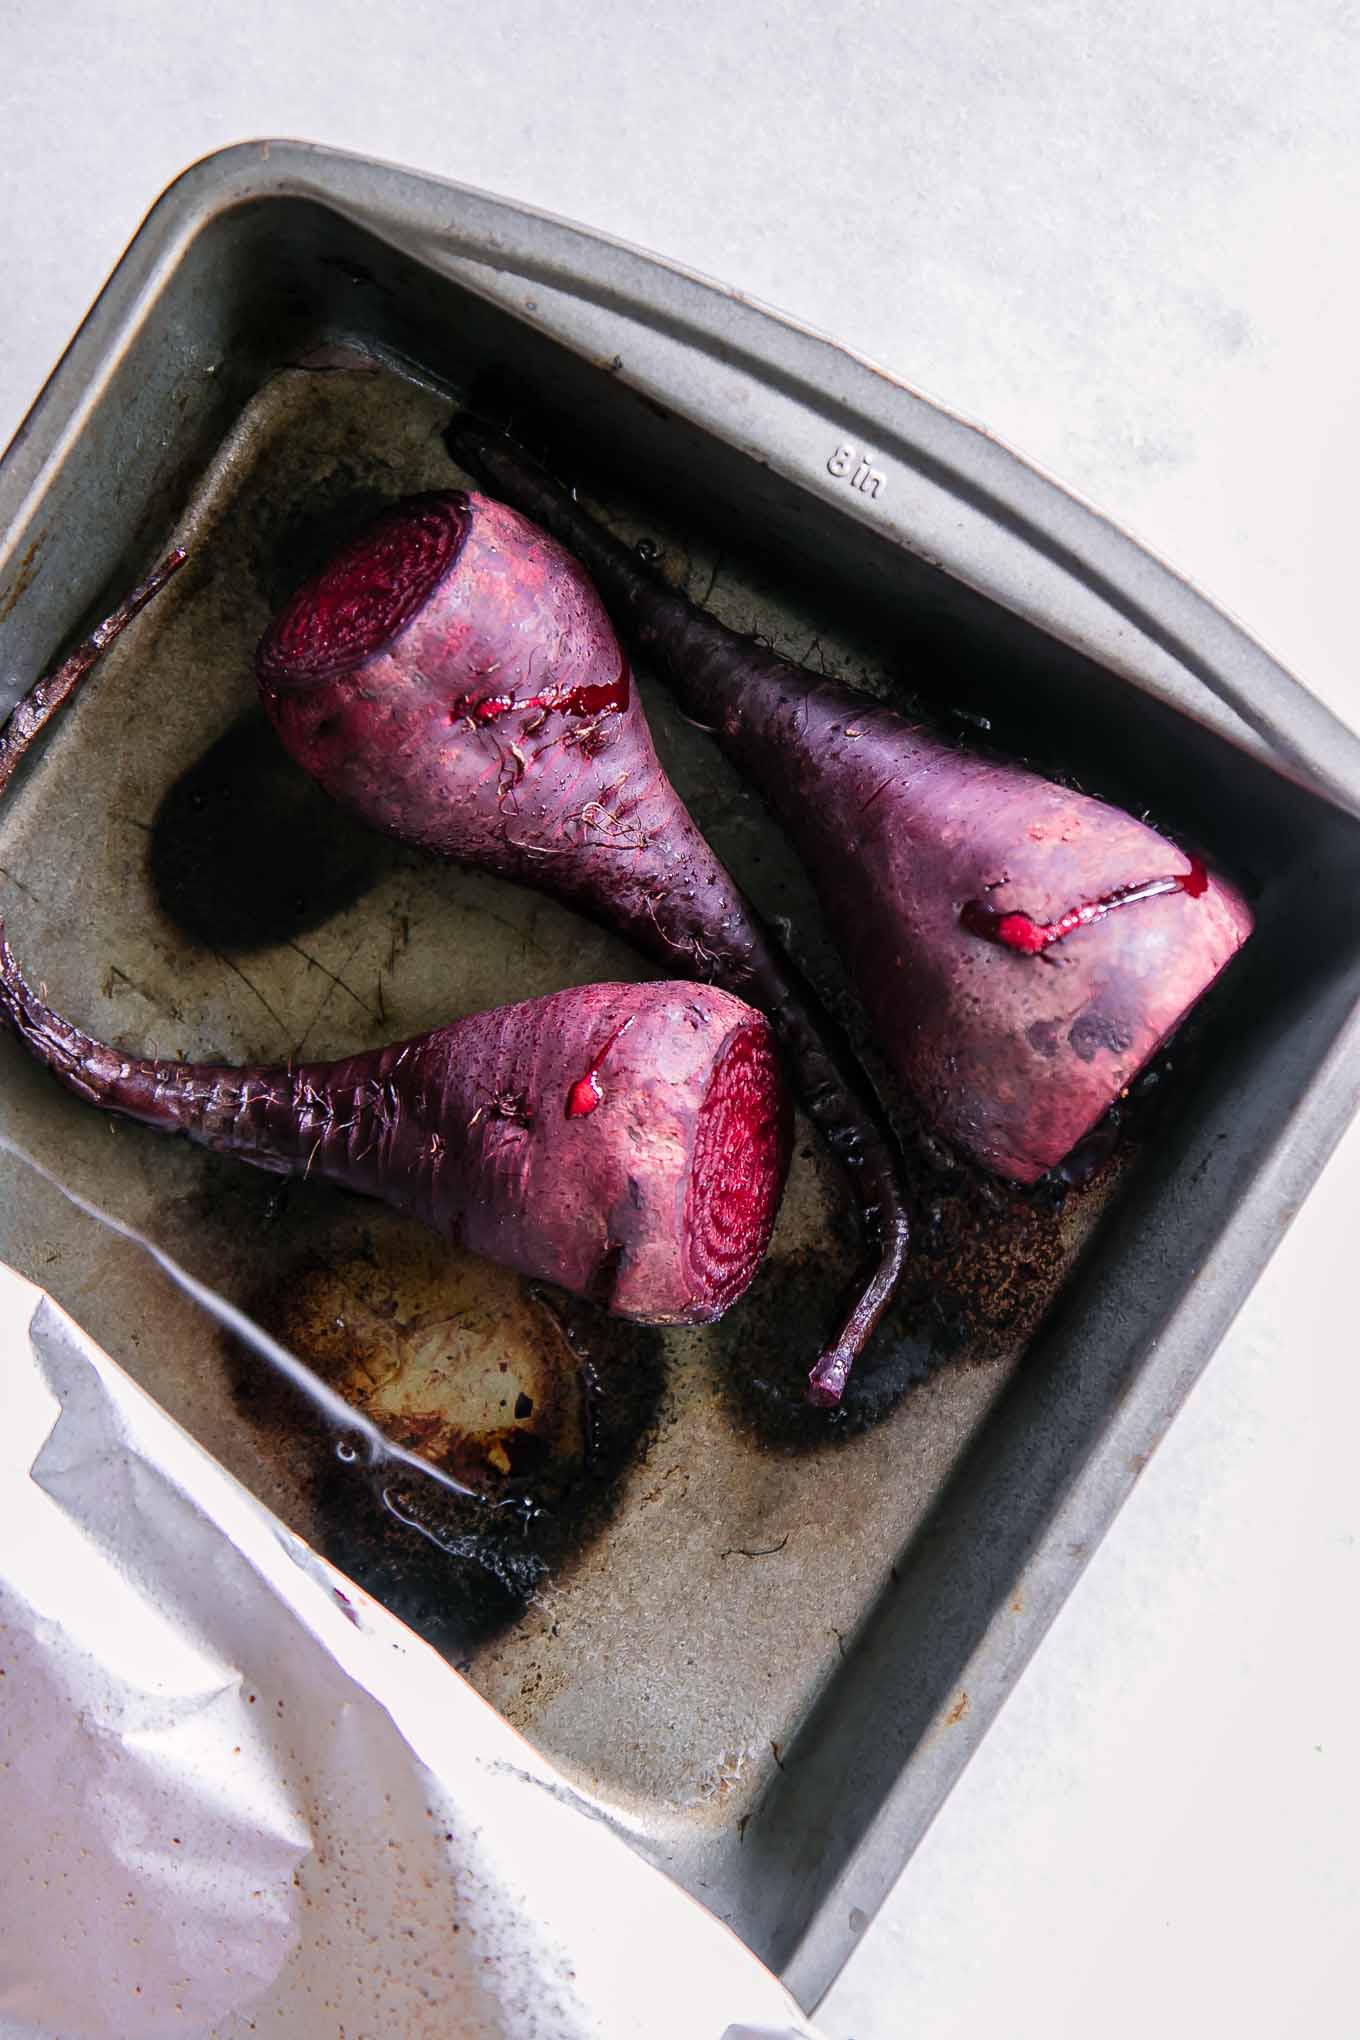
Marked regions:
[826,444,885,499]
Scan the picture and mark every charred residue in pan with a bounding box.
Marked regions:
[227,1208,666,1657]
[708,1007,1208,1448]
[709,1125,1078,1445]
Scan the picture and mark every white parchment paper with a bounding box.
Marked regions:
[0,1261,819,2040]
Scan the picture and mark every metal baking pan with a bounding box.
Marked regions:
[4,142,1360,2012]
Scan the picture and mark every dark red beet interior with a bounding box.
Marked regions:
[686,1025,789,1312]
[257,493,469,688]
[960,857,1209,956]
[452,668,632,727]
[564,1016,636,1119]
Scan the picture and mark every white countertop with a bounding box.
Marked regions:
[2,5,1356,2033]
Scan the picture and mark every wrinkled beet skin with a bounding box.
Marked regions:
[445,426,1253,1184]
[0,963,789,1323]
[258,493,747,970]
[752,703,1252,1180]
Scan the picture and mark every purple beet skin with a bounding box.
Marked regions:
[3,963,790,1325]
[257,490,911,1404]
[446,422,1254,1185]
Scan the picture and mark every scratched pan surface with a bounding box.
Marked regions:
[4,148,1360,2012]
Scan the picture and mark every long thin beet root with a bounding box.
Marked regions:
[3,965,789,1323]
[447,422,1254,1186]
[0,548,188,797]
[0,570,790,1325]
[256,490,910,1404]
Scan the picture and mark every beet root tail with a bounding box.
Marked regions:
[0,548,187,799]
[0,547,191,1113]
[807,1203,911,1406]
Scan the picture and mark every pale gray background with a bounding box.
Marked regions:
[2,4,1357,2034]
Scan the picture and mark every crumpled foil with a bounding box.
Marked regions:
[0,1258,821,2040]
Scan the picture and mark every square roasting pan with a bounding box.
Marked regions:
[4,143,1360,2012]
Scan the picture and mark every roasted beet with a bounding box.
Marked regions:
[447,424,1253,1184]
